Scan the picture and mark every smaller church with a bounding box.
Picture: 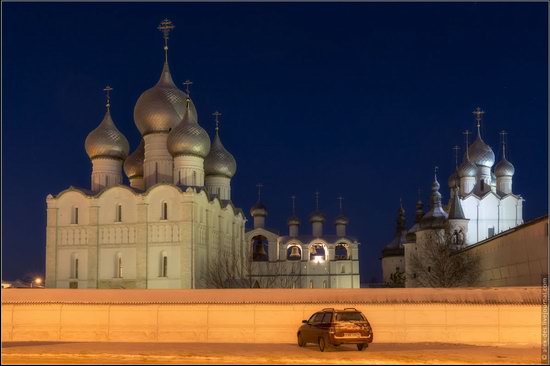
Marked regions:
[381,108,526,287]
[245,192,361,289]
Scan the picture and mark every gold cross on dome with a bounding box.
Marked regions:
[452,145,460,168]
[183,80,193,94]
[103,85,113,109]
[158,19,175,39]
[212,111,222,131]
[256,183,263,200]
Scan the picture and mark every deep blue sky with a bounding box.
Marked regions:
[2,2,548,284]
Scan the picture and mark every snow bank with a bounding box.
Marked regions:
[1,287,541,305]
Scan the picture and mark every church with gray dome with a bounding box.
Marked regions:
[381,108,524,286]
[44,19,361,289]
[45,20,246,289]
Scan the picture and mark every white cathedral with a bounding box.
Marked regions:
[44,19,361,289]
[381,108,523,286]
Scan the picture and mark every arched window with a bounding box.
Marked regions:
[335,243,349,260]
[115,253,123,278]
[75,258,79,279]
[71,207,79,224]
[323,280,327,288]
[309,280,314,288]
[160,252,168,277]
[287,245,302,261]
[309,243,327,262]
[251,235,268,261]
[115,204,122,222]
[161,202,168,220]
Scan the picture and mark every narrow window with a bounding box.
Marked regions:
[193,171,197,186]
[155,162,159,183]
[116,254,123,278]
[427,266,431,273]
[217,187,221,197]
[161,202,168,220]
[480,180,485,191]
[488,227,495,237]
[71,207,79,224]
[161,254,168,277]
[75,258,79,279]
[178,171,182,185]
[323,280,327,288]
[309,280,314,288]
[106,175,110,186]
[115,204,122,222]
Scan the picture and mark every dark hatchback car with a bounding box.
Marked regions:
[297,308,373,352]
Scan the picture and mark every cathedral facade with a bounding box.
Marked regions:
[44,19,362,289]
[381,109,524,286]
[45,20,246,289]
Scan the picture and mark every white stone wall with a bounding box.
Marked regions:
[458,216,548,287]
[381,256,404,284]
[461,193,523,245]
[46,185,246,289]
[2,298,541,345]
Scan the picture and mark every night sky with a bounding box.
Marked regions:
[2,2,548,284]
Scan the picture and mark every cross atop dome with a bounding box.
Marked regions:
[103,85,113,110]
[256,183,263,201]
[212,111,222,131]
[183,80,193,95]
[158,19,175,62]
[473,107,485,135]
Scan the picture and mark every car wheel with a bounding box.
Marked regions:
[357,343,367,351]
[318,337,326,352]
[297,333,306,347]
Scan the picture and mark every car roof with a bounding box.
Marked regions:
[321,307,362,312]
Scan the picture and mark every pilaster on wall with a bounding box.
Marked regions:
[180,194,194,288]
[87,205,100,288]
[45,206,58,289]
[136,203,148,289]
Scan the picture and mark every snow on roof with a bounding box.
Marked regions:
[1,287,541,305]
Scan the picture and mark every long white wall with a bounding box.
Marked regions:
[2,288,542,346]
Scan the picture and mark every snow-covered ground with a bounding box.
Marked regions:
[1,342,541,364]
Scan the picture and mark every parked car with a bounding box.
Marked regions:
[297,308,373,352]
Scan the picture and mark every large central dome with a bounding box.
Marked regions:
[467,136,495,168]
[134,62,198,135]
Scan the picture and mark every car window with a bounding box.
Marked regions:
[321,312,332,324]
[311,312,324,323]
[308,313,319,323]
[335,312,365,321]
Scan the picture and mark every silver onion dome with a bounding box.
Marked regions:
[495,157,515,177]
[167,100,211,158]
[467,136,495,168]
[204,130,237,178]
[250,201,267,217]
[287,215,301,226]
[334,214,349,226]
[85,110,129,160]
[123,139,144,179]
[134,62,198,135]
[458,157,477,178]
[309,210,325,223]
